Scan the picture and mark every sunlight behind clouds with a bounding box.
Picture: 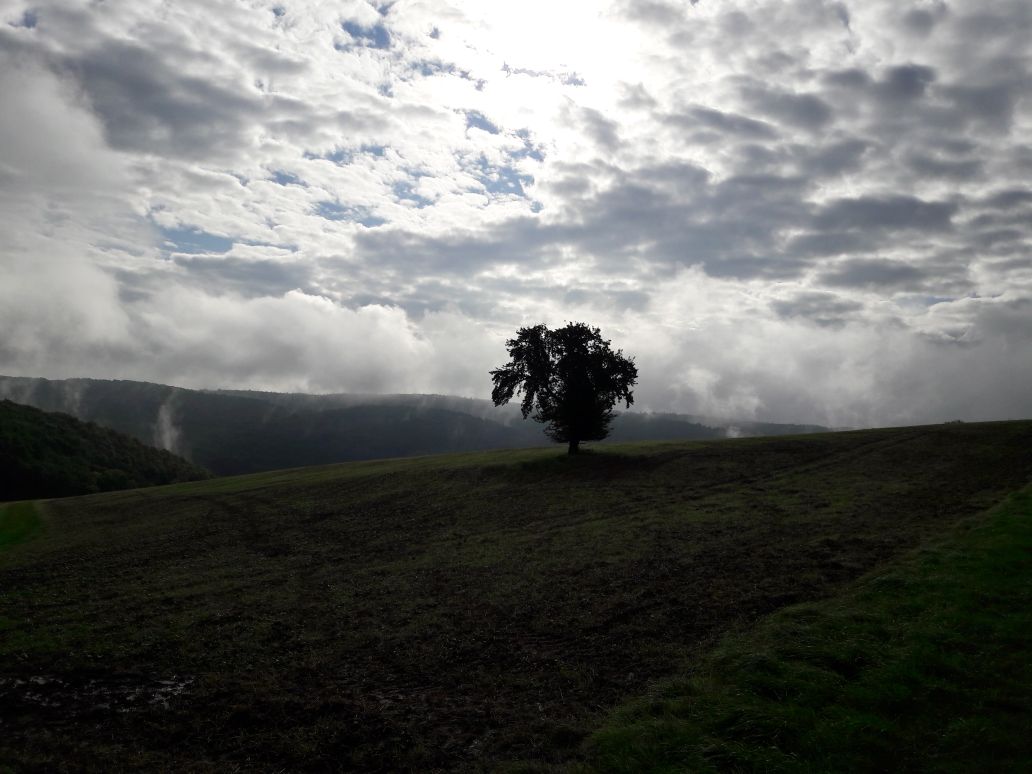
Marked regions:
[458,1,634,89]
[1,0,1031,426]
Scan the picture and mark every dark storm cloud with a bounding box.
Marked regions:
[955,4,1032,39]
[471,275,650,314]
[971,296,1032,338]
[813,196,957,233]
[232,41,309,76]
[818,258,933,290]
[169,0,1032,323]
[1,5,326,163]
[902,4,949,36]
[740,84,834,132]
[822,64,938,107]
[579,107,621,151]
[787,231,875,258]
[770,291,863,327]
[619,0,694,27]
[823,58,1025,138]
[353,120,1019,298]
[356,162,816,283]
[640,160,711,190]
[876,65,937,104]
[702,254,810,281]
[732,143,783,173]
[797,138,871,177]
[352,215,557,275]
[172,255,313,298]
[981,188,1032,209]
[905,153,983,181]
[942,80,1024,132]
[664,106,778,141]
[618,82,656,110]
[563,287,651,312]
[968,212,1020,231]
[969,228,1026,250]
[0,23,36,59]
[822,68,871,90]
[1007,146,1032,173]
[927,138,978,156]
[345,278,503,319]
[564,169,813,278]
[277,104,390,149]
[65,40,263,160]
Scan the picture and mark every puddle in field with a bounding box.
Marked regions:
[0,673,193,715]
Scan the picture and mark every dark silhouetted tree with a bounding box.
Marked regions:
[490,322,638,454]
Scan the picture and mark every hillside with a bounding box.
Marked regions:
[0,400,209,500]
[212,388,830,440]
[1,421,1030,770]
[0,376,530,474]
[0,376,824,474]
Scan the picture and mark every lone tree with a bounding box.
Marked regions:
[490,322,638,455]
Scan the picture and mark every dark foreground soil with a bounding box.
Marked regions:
[2,421,1031,771]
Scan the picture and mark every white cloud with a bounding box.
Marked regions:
[1,0,1030,426]
[0,51,137,370]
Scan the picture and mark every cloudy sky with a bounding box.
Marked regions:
[1,0,1030,427]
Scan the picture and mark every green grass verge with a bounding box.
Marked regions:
[584,486,1032,773]
[0,501,42,550]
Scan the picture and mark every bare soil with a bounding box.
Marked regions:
[2,421,1031,771]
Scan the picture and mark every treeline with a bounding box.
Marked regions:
[0,400,209,501]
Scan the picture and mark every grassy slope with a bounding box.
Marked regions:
[583,486,1032,773]
[1,422,1031,771]
[0,502,42,550]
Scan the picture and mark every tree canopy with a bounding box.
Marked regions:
[490,322,638,454]
[0,399,209,500]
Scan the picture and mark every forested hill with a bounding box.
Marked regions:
[0,378,552,475]
[0,400,209,501]
[0,376,826,476]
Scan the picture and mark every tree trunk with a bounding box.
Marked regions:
[568,438,580,455]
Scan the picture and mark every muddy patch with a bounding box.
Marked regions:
[0,672,193,717]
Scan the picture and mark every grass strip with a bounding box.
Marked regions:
[583,486,1032,773]
[0,501,42,550]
